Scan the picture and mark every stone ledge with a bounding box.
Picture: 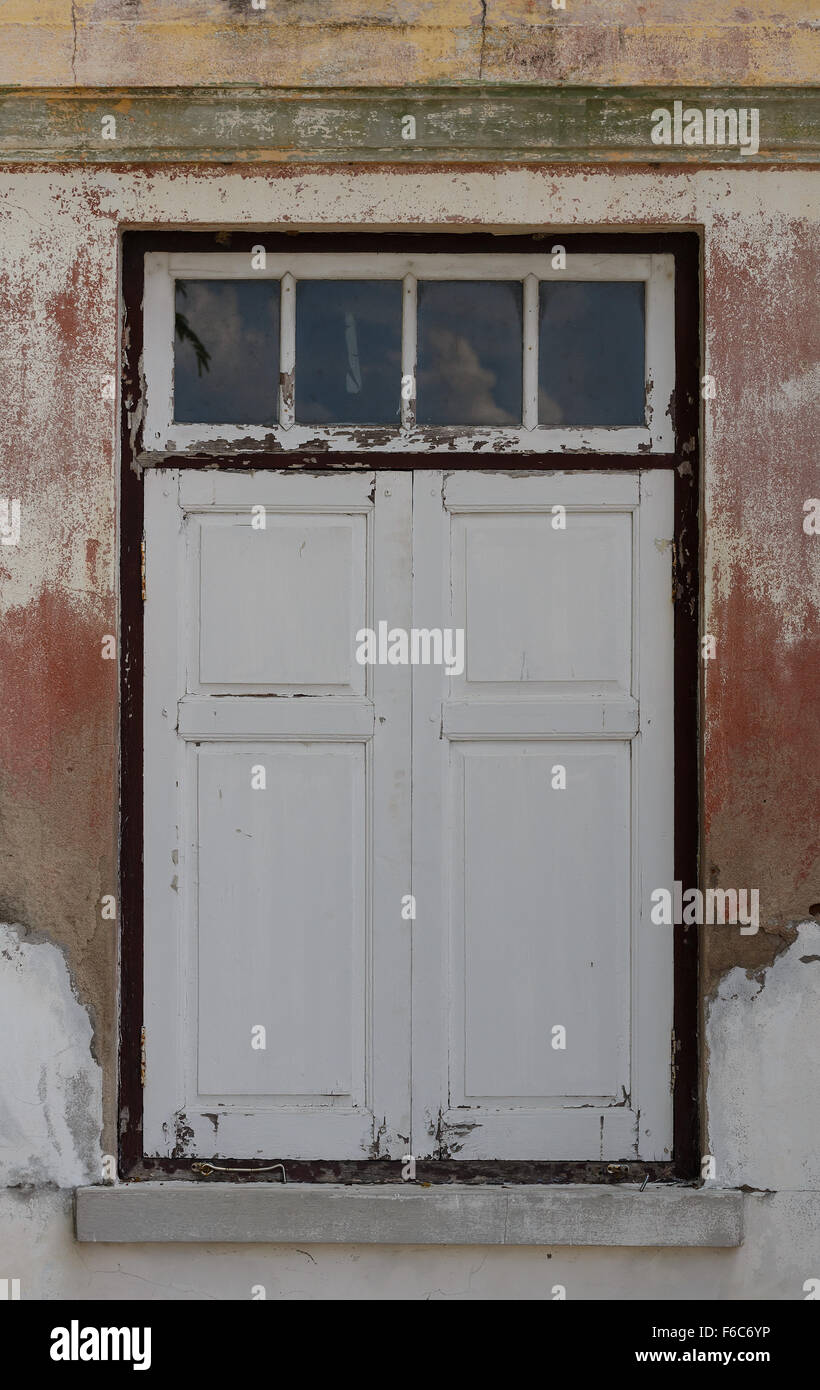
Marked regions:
[75,1183,743,1246]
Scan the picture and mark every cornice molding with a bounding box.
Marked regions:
[0,86,816,165]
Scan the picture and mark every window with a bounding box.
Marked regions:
[125,236,696,1180]
[143,252,675,453]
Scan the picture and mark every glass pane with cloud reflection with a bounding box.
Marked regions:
[295,281,402,425]
[174,280,279,425]
[538,282,645,426]
[417,281,523,426]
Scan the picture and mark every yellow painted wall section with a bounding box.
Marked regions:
[0,0,816,90]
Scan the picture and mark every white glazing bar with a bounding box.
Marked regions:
[279,272,295,430]
[167,252,651,280]
[143,254,173,448]
[645,255,676,451]
[523,273,539,430]
[401,274,417,431]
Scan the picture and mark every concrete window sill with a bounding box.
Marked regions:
[75,1183,743,1246]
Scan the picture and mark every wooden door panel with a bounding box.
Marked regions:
[143,469,412,1159]
[411,470,674,1161]
[195,742,364,1100]
[196,515,366,692]
[455,740,630,1103]
[454,511,632,692]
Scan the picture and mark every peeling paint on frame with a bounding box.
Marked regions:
[118,226,701,1183]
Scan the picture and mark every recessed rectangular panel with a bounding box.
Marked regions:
[456,512,632,692]
[197,514,366,690]
[455,742,630,1102]
[196,744,364,1099]
[174,279,279,425]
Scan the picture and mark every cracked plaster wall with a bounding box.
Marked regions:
[0,2,816,89]
[0,160,817,1295]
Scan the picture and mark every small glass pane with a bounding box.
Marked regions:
[417,281,523,426]
[538,281,645,426]
[295,280,402,425]
[174,280,279,425]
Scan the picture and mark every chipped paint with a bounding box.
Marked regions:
[701,206,820,994]
[0,115,817,1294]
[167,1110,195,1160]
[278,368,294,415]
[1,166,817,1174]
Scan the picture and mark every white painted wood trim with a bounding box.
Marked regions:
[522,272,538,431]
[369,472,414,1157]
[400,273,417,430]
[143,253,174,451]
[177,697,375,740]
[143,468,186,1153]
[645,254,676,452]
[442,471,640,508]
[278,271,295,429]
[179,469,375,509]
[631,468,676,1160]
[443,700,639,738]
[166,253,652,280]
[410,471,451,1159]
[149,423,656,455]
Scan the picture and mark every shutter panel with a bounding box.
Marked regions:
[143,469,412,1159]
[411,471,674,1160]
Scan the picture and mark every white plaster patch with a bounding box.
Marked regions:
[0,924,102,1187]
[706,920,820,1191]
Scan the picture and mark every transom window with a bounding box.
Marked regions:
[143,253,675,454]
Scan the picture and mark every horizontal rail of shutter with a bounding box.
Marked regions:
[178,696,375,740]
[443,699,639,739]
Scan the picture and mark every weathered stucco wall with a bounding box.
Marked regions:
[1,0,817,89]
[0,1188,815,1299]
[0,162,817,1295]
